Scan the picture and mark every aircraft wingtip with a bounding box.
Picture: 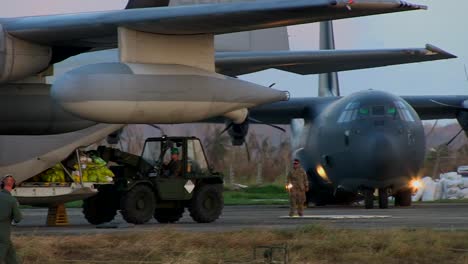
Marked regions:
[426,44,457,59]
[399,1,428,10]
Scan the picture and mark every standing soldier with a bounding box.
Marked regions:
[0,175,22,264]
[287,159,309,217]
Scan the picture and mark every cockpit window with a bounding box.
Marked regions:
[359,108,369,115]
[337,102,360,123]
[394,101,415,122]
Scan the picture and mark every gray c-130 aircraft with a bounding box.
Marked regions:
[0,0,446,186]
[0,0,462,209]
[245,21,468,209]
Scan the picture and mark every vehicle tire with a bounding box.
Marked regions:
[82,192,117,225]
[189,184,223,223]
[121,184,156,224]
[154,207,184,223]
[395,188,412,207]
[378,188,389,209]
[364,188,374,209]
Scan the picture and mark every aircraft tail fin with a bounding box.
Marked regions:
[125,0,170,9]
[318,21,340,97]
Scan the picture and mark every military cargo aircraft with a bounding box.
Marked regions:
[246,21,468,209]
[0,0,459,208]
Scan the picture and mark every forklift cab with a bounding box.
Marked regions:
[141,136,210,179]
[140,136,213,200]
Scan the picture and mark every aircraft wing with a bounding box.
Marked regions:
[216,45,456,76]
[2,0,424,51]
[402,96,468,120]
[249,95,468,124]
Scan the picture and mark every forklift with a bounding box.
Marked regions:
[82,136,224,225]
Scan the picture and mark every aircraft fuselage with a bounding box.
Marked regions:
[301,90,425,199]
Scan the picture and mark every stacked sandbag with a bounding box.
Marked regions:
[439,172,468,199]
[36,164,67,183]
[72,155,114,183]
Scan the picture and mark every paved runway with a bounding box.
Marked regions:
[13,203,468,235]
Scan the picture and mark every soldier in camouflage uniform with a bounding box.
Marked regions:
[0,175,22,264]
[287,159,309,217]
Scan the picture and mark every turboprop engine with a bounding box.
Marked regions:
[0,26,52,83]
[51,63,288,124]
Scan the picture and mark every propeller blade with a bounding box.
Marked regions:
[245,141,251,163]
[446,128,464,146]
[430,100,468,112]
[269,83,276,88]
[220,122,234,135]
[248,117,286,132]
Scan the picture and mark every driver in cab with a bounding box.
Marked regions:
[163,148,183,177]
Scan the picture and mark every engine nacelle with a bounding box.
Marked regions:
[52,63,288,124]
[0,25,52,83]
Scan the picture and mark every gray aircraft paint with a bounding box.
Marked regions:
[0,124,123,184]
[318,21,340,97]
[0,83,96,135]
[1,0,425,48]
[51,63,288,123]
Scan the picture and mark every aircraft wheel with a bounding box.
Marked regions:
[378,188,389,209]
[395,189,412,207]
[189,184,223,223]
[121,184,156,224]
[363,188,374,209]
[82,191,117,225]
[154,207,184,223]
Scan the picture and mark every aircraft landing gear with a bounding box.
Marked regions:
[363,188,374,209]
[378,188,389,209]
[394,188,412,207]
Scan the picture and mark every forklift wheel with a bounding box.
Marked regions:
[189,184,223,223]
[82,192,117,225]
[154,207,184,223]
[120,184,156,224]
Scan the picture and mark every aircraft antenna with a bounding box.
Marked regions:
[318,21,340,97]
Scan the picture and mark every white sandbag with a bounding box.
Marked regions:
[422,180,436,201]
[433,181,443,200]
[446,187,461,195]
[462,178,468,188]
[412,187,424,202]
[459,188,468,199]
[440,172,462,181]
[445,179,464,188]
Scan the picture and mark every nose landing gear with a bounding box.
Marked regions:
[363,187,390,209]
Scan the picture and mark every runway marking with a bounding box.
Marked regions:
[280,215,392,219]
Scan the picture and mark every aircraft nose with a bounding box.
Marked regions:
[368,133,398,178]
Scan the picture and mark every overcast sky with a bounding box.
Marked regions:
[2,0,467,98]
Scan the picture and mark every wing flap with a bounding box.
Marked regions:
[216,44,456,76]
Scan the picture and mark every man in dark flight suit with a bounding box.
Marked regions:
[0,175,22,264]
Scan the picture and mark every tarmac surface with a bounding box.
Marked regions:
[13,203,468,235]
